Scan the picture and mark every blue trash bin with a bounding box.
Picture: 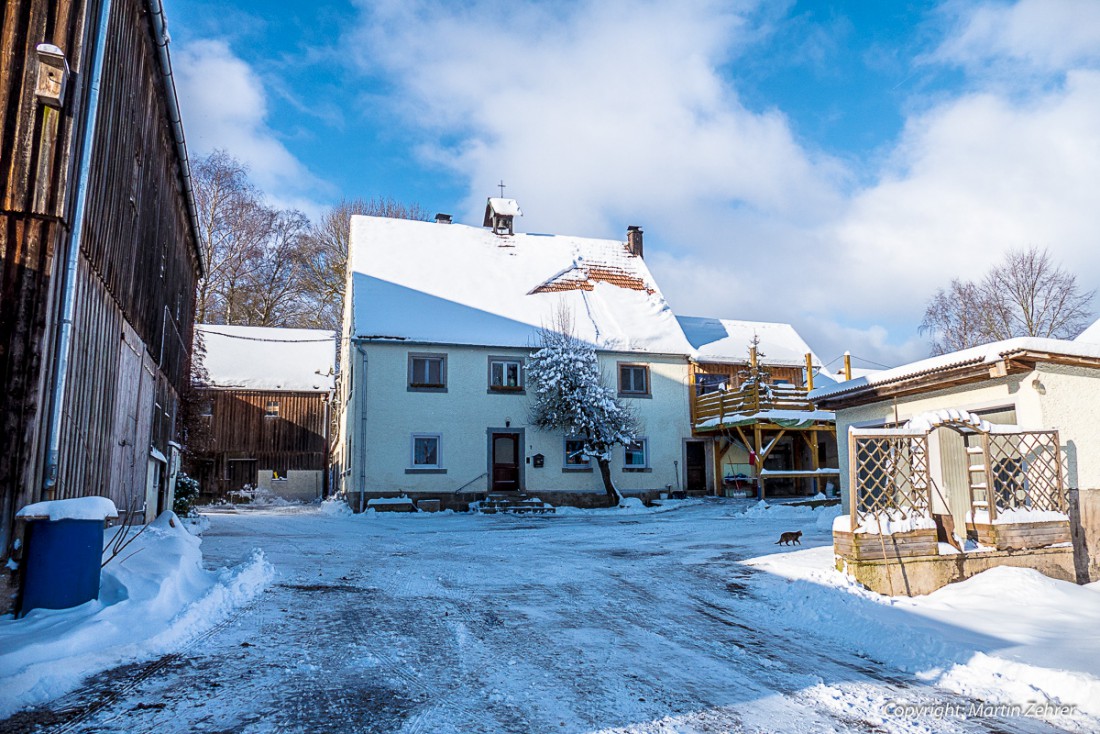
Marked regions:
[16,497,116,617]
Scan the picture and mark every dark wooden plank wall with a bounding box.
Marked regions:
[0,0,90,556]
[189,390,328,494]
[80,0,198,390]
[691,362,805,389]
[51,0,198,512]
[1,0,199,555]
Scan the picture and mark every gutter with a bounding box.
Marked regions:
[147,0,205,277]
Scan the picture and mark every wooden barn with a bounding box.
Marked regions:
[188,325,335,503]
[0,0,203,610]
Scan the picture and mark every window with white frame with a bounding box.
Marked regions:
[411,434,442,468]
[624,438,648,468]
[264,399,279,417]
[489,357,523,390]
[618,363,650,396]
[564,438,590,467]
[408,353,446,390]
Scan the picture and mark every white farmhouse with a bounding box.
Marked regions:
[332,203,695,510]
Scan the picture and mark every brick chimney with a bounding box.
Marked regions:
[626,225,643,258]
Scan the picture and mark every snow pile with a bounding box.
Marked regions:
[968,507,1069,525]
[0,512,273,717]
[740,500,842,530]
[320,496,354,516]
[15,496,118,521]
[748,552,1100,721]
[227,486,296,507]
[833,512,938,535]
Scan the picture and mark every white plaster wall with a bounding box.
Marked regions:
[347,341,692,496]
[257,470,323,501]
[833,371,1043,511]
[1034,363,1100,490]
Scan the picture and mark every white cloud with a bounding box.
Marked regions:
[172,39,332,216]
[934,0,1100,75]
[347,0,1100,367]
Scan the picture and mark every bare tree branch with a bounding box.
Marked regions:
[920,246,1094,355]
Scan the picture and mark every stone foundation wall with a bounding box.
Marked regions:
[343,488,666,513]
[838,546,1076,597]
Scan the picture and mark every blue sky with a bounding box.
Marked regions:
[165,0,1100,368]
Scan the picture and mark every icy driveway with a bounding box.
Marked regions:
[5,501,1095,733]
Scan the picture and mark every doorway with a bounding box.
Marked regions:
[685,440,707,492]
[490,431,522,491]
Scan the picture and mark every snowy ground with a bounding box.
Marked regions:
[2,499,1099,733]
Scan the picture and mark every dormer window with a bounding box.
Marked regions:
[483,197,521,236]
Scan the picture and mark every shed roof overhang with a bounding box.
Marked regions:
[814,350,1100,411]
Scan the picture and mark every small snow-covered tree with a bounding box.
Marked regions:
[526,310,638,506]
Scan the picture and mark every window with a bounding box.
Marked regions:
[264,400,279,417]
[695,373,726,395]
[271,461,289,481]
[624,439,648,468]
[564,438,590,468]
[618,363,650,396]
[488,357,523,391]
[408,353,446,391]
[411,434,442,468]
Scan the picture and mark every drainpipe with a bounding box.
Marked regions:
[147,0,204,276]
[355,341,369,512]
[42,0,114,499]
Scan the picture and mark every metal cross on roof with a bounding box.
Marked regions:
[498,180,506,197]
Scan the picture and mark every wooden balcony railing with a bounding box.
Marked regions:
[692,380,818,429]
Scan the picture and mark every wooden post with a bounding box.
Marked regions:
[688,363,697,429]
[982,432,996,523]
[1053,430,1066,513]
[843,352,852,381]
[805,353,814,392]
[810,429,820,495]
[754,424,763,500]
[849,431,859,530]
[713,437,724,496]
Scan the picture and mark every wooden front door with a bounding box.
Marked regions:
[685,441,707,492]
[228,459,257,492]
[491,433,520,491]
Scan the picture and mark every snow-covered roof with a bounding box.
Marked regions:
[1077,318,1100,344]
[676,316,822,367]
[810,336,1100,403]
[347,216,694,355]
[196,325,335,391]
[486,198,522,217]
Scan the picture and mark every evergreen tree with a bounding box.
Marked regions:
[526,311,637,506]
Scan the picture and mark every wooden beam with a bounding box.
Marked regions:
[759,429,787,465]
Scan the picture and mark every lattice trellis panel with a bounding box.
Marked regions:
[852,435,931,525]
[988,431,1064,513]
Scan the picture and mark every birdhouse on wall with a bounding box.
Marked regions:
[35,44,69,109]
[483,197,522,236]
